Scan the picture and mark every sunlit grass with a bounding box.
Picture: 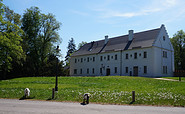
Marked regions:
[0,76,185,107]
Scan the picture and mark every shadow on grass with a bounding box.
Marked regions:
[129,101,135,105]
[47,98,52,100]
[46,98,56,101]
[19,96,35,100]
[46,97,58,100]
[80,102,88,105]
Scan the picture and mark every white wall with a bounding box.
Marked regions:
[70,54,98,76]
[70,25,174,77]
[153,47,174,77]
[98,51,121,76]
[122,47,154,77]
[152,25,174,77]
[70,51,121,76]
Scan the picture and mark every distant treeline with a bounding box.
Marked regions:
[0,1,68,79]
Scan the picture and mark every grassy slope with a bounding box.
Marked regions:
[0,76,185,106]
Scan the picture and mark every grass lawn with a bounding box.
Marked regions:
[0,76,185,107]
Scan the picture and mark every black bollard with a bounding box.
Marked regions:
[52,88,55,99]
[132,91,135,102]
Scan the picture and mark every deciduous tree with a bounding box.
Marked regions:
[170,30,185,70]
[22,7,61,76]
[78,41,87,50]
[0,1,24,79]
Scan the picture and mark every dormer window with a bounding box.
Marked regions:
[163,36,165,41]
[115,54,117,60]
[107,55,110,61]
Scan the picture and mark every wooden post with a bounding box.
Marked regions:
[52,88,55,99]
[132,91,135,102]
[179,76,181,81]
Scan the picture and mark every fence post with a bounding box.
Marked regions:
[179,76,181,81]
[52,88,55,99]
[132,91,135,102]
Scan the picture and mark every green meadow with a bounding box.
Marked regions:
[0,76,184,107]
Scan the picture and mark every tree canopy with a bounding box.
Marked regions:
[65,38,76,63]
[0,1,24,78]
[78,41,87,50]
[21,6,61,76]
[170,30,185,70]
[0,2,65,79]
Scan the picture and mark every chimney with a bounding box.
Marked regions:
[104,35,109,44]
[128,30,134,41]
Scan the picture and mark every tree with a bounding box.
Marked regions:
[22,7,61,76]
[78,41,87,50]
[21,7,42,76]
[65,38,76,63]
[170,30,185,70]
[0,1,24,79]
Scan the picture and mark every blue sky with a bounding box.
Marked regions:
[3,0,185,60]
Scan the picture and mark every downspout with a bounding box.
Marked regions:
[120,50,122,76]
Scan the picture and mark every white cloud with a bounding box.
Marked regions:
[165,0,177,7]
[91,0,179,18]
[100,8,162,18]
[70,10,89,16]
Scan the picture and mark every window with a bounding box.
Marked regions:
[87,57,89,62]
[163,51,167,58]
[163,66,167,74]
[107,55,110,61]
[81,58,83,63]
[80,69,82,74]
[93,57,95,62]
[74,69,77,74]
[92,68,95,74]
[163,36,165,41]
[130,54,132,58]
[75,59,77,63]
[87,68,89,74]
[144,52,147,58]
[100,56,103,61]
[115,67,117,73]
[100,68,102,74]
[134,53,137,59]
[115,54,117,60]
[144,66,147,74]
[126,54,128,59]
[125,67,128,73]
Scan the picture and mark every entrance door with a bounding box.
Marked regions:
[130,71,132,76]
[133,66,138,76]
[106,68,110,76]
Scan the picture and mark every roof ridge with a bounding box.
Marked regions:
[108,27,161,40]
[71,27,161,57]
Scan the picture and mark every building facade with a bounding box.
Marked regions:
[70,25,174,77]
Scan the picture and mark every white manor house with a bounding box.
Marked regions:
[70,25,174,77]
